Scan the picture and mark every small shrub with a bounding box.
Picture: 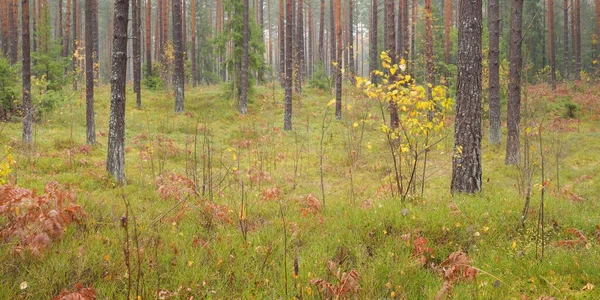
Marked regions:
[144,74,164,91]
[0,57,19,120]
[309,62,331,91]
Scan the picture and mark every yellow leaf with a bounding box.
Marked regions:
[353,122,359,128]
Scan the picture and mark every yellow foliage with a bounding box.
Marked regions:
[0,146,16,185]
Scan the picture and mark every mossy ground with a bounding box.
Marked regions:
[1,81,599,299]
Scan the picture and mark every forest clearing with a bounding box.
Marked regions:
[1,0,600,299]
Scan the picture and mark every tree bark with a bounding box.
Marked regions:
[563,0,569,79]
[369,0,378,83]
[548,0,556,91]
[295,0,304,93]
[425,0,434,86]
[506,0,524,165]
[451,0,483,194]
[385,0,398,129]
[574,0,580,79]
[107,0,129,183]
[191,0,196,86]
[444,0,452,64]
[22,0,33,144]
[284,0,293,130]
[397,0,404,58]
[85,0,96,144]
[146,0,153,76]
[133,0,142,108]
[279,0,285,84]
[334,0,342,120]
[240,0,249,114]
[173,0,184,112]
[318,0,325,63]
[488,0,501,145]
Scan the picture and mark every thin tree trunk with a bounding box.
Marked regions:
[425,0,434,85]
[574,0,580,79]
[279,0,285,84]
[284,0,293,130]
[22,0,33,144]
[488,0,501,145]
[240,0,249,114]
[133,0,142,108]
[334,0,342,120]
[295,0,304,93]
[58,0,63,49]
[444,0,452,64]
[318,0,324,63]
[191,0,197,86]
[308,1,313,77]
[330,0,336,78]
[369,0,378,83]
[385,0,398,129]
[548,0,556,91]
[563,0,569,79]
[146,0,152,76]
[451,0,483,193]
[173,0,184,112]
[506,0,524,165]
[348,0,355,84]
[72,0,78,91]
[107,0,129,183]
[85,0,96,144]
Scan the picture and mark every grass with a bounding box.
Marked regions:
[1,81,599,299]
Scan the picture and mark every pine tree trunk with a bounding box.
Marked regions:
[444,0,452,64]
[574,0,580,79]
[146,0,153,76]
[397,0,404,58]
[240,0,249,114]
[425,0,434,85]
[295,0,304,93]
[22,0,33,144]
[107,0,129,183]
[173,0,184,112]
[318,0,324,64]
[488,0,501,145]
[191,0,196,86]
[369,0,378,83]
[385,0,398,129]
[133,0,142,108]
[85,0,96,144]
[548,0,556,91]
[330,0,336,78]
[279,0,285,84]
[58,0,63,49]
[334,0,342,120]
[563,0,569,79]
[72,0,78,91]
[284,0,293,130]
[308,2,314,77]
[348,0,355,84]
[451,0,483,194]
[506,0,524,165]
[402,0,409,57]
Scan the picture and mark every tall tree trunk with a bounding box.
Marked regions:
[596,0,600,67]
[173,0,184,112]
[308,2,314,77]
[58,0,63,49]
[348,0,355,84]
[402,0,409,58]
[133,0,142,108]
[334,0,342,120]
[85,0,95,144]
[444,0,452,64]
[1,0,8,57]
[369,0,378,83]
[548,0,556,91]
[506,0,524,165]
[318,0,324,63]
[22,0,33,144]
[397,0,404,58]
[425,0,434,85]
[385,0,398,129]
[107,0,129,183]
[574,0,580,79]
[146,0,153,76]
[330,0,336,78]
[488,0,501,145]
[563,0,569,79]
[191,0,196,86]
[451,0,483,193]
[72,0,78,91]
[284,0,293,130]
[258,0,265,82]
[295,0,304,93]
[279,0,285,84]
[240,0,249,114]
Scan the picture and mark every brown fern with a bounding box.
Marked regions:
[155,173,197,200]
[310,261,360,299]
[52,282,97,300]
[557,228,587,247]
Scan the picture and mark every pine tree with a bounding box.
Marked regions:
[452,0,483,193]
[334,0,342,120]
[548,0,556,91]
[506,0,524,165]
[146,0,152,76]
[240,0,249,114]
[85,0,96,144]
[107,0,129,183]
[22,0,33,144]
[488,0,501,145]
[133,0,142,108]
[284,0,293,130]
[369,0,378,83]
[173,0,184,112]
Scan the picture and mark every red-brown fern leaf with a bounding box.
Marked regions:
[52,283,97,300]
[557,228,587,247]
[338,269,361,296]
[155,173,197,200]
[413,236,434,266]
[437,251,477,282]
[434,281,453,300]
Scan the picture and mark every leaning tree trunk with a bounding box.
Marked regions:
[107,0,129,183]
[240,0,249,114]
[451,0,483,194]
[488,0,501,145]
[369,0,378,83]
[85,0,96,145]
[22,0,33,144]
[506,0,524,165]
[173,0,184,112]
[334,0,342,120]
[284,0,293,130]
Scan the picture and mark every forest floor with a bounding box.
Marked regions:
[1,81,600,299]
